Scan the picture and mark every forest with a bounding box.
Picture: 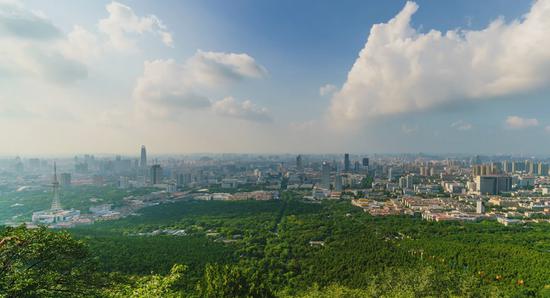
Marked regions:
[1,191,550,297]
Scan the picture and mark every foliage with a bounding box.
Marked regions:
[0,226,102,297]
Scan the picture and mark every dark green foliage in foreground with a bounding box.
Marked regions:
[0,226,103,297]
[3,192,550,297]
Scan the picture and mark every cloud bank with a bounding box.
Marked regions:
[505,116,539,129]
[330,0,550,124]
[99,1,173,50]
[133,51,270,122]
[212,97,272,122]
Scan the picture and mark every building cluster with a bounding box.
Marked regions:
[322,155,550,225]
[3,150,550,228]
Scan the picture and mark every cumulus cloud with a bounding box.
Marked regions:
[61,25,102,62]
[0,1,60,40]
[451,120,473,131]
[319,84,337,97]
[505,116,539,129]
[98,1,173,50]
[0,1,87,83]
[330,0,550,124]
[133,59,210,118]
[133,51,267,119]
[212,97,271,122]
[187,50,267,86]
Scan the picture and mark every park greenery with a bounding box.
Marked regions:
[0,185,156,223]
[1,190,550,297]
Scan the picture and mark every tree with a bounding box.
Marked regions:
[196,263,274,298]
[107,264,189,298]
[0,226,102,297]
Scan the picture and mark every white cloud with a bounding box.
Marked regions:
[330,0,550,124]
[319,84,337,97]
[212,97,271,122]
[451,120,473,131]
[505,116,539,129]
[0,0,60,40]
[0,1,88,83]
[545,126,550,133]
[133,51,267,119]
[187,50,267,86]
[61,25,102,62]
[98,1,173,51]
[133,59,210,118]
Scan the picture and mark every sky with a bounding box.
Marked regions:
[1,0,549,156]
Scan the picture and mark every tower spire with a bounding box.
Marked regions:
[51,161,61,211]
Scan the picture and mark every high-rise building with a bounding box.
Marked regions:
[526,160,535,175]
[334,174,342,191]
[537,162,548,176]
[150,164,162,185]
[177,173,192,187]
[344,153,350,172]
[140,145,147,168]
[475,175,512,195]
[362,157,369,167]
[296,155,303,171]
[321,161,331,189]
[60,173,71,187]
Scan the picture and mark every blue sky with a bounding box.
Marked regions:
[1,0,549,155]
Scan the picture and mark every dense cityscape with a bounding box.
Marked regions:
[2,147,550,229]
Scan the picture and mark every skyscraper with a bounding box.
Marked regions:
[150,164,162,185]
[362,157,369,167]
[140,145,147,168]
[296,155,303,171]
[321,161,331,189]
[344,153,350,172]
[334,174,342,191]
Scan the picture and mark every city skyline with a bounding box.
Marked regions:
[1,0,550,155]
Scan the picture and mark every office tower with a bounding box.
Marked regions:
[150,164,162,185]
[334,174,342,191]
[491,162,502,174]
[526,160,535,175]
[476,200,485,214]
[296,155,303,171]
[475,176,512,195]
[388,167,393,181]
[538,162,549,176]
[344,153,350,172]
[362,157,369,167]
[60,173,71,187]
[321,161,331,189]
[177,173,192,187]
[502,160,512,173]
[51,163,61,211]
[511,161,525,173]
[140,145,147,168]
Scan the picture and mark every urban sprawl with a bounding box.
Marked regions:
[2,147,550,228]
